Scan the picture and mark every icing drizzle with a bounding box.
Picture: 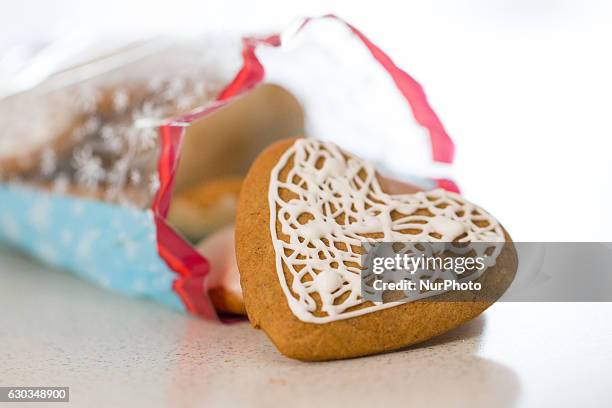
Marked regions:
[268,139,505,323]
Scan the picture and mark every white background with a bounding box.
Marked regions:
[2,0,611,240]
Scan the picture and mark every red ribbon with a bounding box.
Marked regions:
[153,16,458,318]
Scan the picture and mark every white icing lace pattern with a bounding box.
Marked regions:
[268,139,505,323]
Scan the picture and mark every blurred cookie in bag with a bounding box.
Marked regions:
[196,225,245,316]
[236,138,517,361]
[168,176,243,242]
[0,89,90,178]
[0,39,240,209]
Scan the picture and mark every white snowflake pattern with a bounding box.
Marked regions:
[193,81,207,98]
[75,229,101,260]
[71,201,86,217]
[148,173,160,195]
[112,89,130,112]
[176,94,196,111]
[100,125,124,153]
[162,78,186,100]
[29,198,52,232]
[127,127,157,152]
[71,117,102,142]
[84,117,101,133]
[117,233,139,259]
[73,87,100,114]
[72,146,105,189]
[132,279,146,293]
[71,125,88,142]
[152,273,172,289]
[52,173,69,194]
[105,156,131,200]
[147,76,165,92]
[132,101,163,122]
[141,210,156,230]
[129,169,142,186]
[60,229,73,247]
[8,49,232,210]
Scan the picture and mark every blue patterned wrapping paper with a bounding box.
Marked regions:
[0,184,183,311]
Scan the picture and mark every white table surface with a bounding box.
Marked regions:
[1,245,610,408]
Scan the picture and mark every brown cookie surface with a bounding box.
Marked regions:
[236,138,517,361]
[168,177,243,242]
[209,287,246,316]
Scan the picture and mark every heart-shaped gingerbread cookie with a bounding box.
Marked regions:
[236,138,516,361]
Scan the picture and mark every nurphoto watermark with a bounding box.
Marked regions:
[360,242,612,302]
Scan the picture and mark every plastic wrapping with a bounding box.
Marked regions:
[0,16,456,319]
